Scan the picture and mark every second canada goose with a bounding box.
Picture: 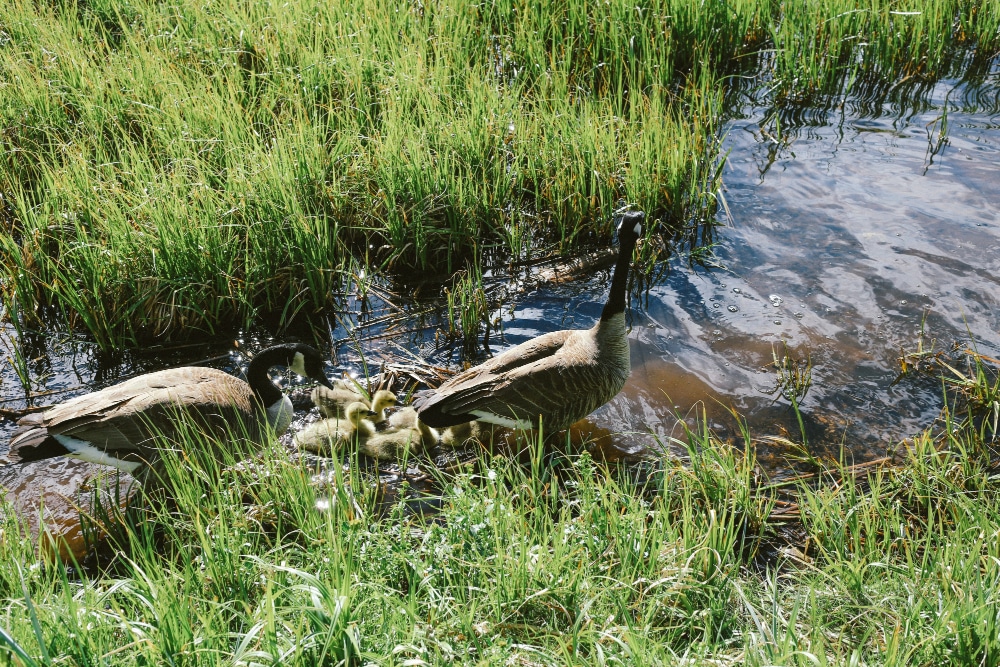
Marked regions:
[293,402,377,454]
[9,344,334,483]
[414,210,643,432]
[311,384,398,424]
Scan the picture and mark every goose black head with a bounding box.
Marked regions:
[282,343,335,389]
[615,210,645,246]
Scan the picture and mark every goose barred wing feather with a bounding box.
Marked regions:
[461,329,576,376]
[9,368,257,460]
[413,330,572,425]
[414,328,628,430]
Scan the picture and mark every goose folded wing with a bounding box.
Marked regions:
[429,351,610,427]
[24,369,254,448]
[442,329,575,387]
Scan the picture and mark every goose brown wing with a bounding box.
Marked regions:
[437,350,616,429]
[413,330,575,424]
[417,329,623,429]
[13,367,257,454]
[450,329,576,380]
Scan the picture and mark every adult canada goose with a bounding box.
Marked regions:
[414,210,643,432]
[311,384,398,424]
[293,402,377,454]
[9,343,334,483]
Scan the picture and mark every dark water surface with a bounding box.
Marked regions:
[2,72,999,553]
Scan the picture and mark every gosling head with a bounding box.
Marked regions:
[370,390,399,421]
[345,401,377,426]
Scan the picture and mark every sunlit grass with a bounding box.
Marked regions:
[1,352,998,665]
[0,0,752,347]
[4,0,994,347]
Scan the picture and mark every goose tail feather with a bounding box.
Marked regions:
[9,427,71,463]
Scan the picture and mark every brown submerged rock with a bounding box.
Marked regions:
[0,458,134,563]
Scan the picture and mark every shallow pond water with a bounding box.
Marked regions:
[1,69,999,556]
[635,74,1000,467]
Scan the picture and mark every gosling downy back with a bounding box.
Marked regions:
[359,422,432,460]
[387,407,440,449]
[294,402,376,454]
[440,421,490,448]
[311,379,365,419]
[311,384,397,424]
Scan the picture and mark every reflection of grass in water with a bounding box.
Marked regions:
[2,362,1000,664]
[0,0,997,349]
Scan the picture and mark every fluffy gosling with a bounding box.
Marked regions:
[311,382,398,424]
[439,420,489,448]
[359,420,436,460]
[294,401,376,455]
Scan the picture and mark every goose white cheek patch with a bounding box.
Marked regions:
[289,352,307,377]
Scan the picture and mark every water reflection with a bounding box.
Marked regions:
[0,458,133,562]
[610,73,1000,468]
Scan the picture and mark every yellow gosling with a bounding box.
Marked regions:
[294,402,376,455]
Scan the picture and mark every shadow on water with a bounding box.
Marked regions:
[2,62,1000,561]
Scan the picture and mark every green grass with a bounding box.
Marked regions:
[767,0,1000,104]
[0,350,997,665]
[0,355,1000,665]
[1,1,1000,663]
[2,0,996,348]
[0,0,748,347]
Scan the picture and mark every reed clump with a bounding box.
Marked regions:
[1,0,998,347]
[0,0,754,346]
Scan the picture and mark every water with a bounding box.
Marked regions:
[2,71,999,557]
[599,75,1000,467]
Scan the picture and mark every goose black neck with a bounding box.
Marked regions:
[246,346,292,408]
[600,236,637,322]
